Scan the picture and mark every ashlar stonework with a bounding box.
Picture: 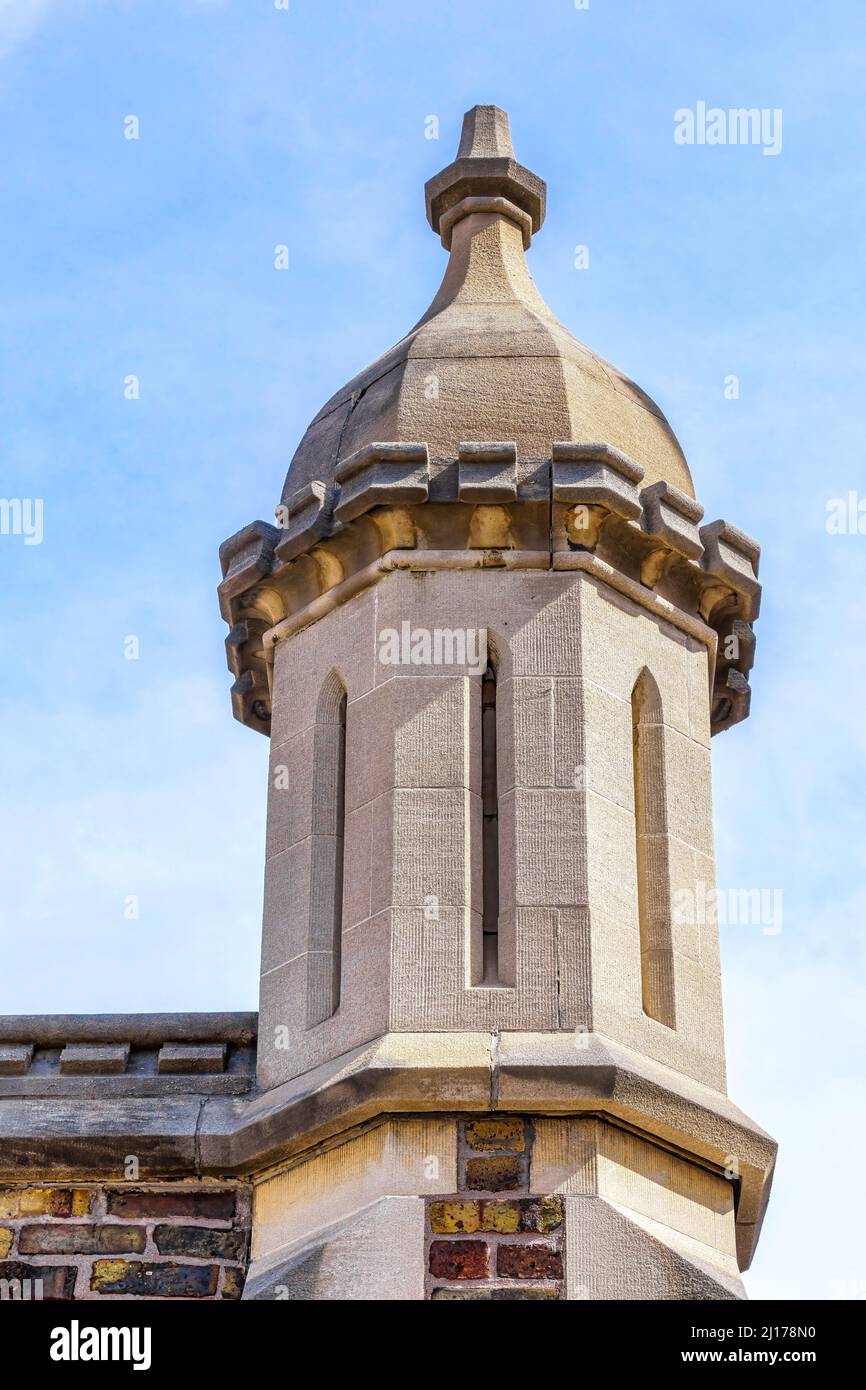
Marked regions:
[0,106,774,1302]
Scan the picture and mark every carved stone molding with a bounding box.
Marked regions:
[0,1029,775,1274]
[218,442,761,739]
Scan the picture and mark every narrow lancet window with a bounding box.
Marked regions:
[481,661,500,984]
[631,670,676,1028]
[306,674,347,1027]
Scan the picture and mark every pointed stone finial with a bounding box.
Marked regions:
[456,104,515,160]
[425,104,546,250]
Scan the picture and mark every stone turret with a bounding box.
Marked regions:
[215,106,774,1300]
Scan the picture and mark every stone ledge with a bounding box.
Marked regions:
[158,1044,227,1076]
[700,520,762,620]
[0,1045,33,1076]
[0,1013,258,1047]
[0,1074,255,1100]
[425,156,546,247]
[0,1030,775,1272]
[457,441,518,503]
[274,481,335,564]
[552,440,644,521]
[60,1045,129,1076]
[640,480,705,561]
[217,522,279,623]
[334,442,430,525]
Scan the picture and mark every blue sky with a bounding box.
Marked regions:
[1,0,864,1300]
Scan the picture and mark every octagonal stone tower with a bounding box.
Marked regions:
[219,107,774,1301]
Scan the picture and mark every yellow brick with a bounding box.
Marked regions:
[19,1189,65,1216]
[0,1192,20,1220]
[91,1261,131,1289]
[0,1228,13,1258]
[479,1199,520,1233]
[464,1118,525,1152]
[0,1186,92,1219]
[429,1200,480,1234]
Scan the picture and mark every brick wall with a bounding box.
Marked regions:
[0,1182,251,1300]
[425,1117,565,1299]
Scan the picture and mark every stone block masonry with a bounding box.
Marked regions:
[425,1117,565,1300]
[0,1182,251,1300]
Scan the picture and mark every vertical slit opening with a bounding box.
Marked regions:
[481,660,500,985]
[306,675,346,1027]
[632,670,676,1028]
[331,690,347,1015]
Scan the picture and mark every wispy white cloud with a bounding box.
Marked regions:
[0,0,55,59]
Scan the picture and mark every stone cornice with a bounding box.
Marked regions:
[219,442,761,739]
[0,1030,775,1273]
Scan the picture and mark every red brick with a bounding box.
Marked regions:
[497,1243,563,1280]
[429,1240,488,1280]
[106,1189,235,1221]
[0,1261,76,1299]
[154,1225,247,1260]
[432,1286,560,1300]
[18,1224,145,1256]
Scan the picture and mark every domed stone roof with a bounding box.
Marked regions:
[280,105,694,506]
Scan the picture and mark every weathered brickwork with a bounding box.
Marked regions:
[425,1117,565,1300]
[0,1182,251,1301]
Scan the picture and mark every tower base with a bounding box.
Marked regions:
[244,1112,746,1301]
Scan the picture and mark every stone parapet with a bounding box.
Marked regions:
[0,1014,257,1099]
[218,443,761,740]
